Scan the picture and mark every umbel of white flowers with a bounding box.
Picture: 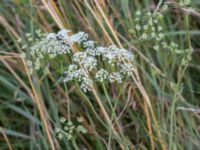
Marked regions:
[20,29,135,92]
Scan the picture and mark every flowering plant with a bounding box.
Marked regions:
[19,29,135,92]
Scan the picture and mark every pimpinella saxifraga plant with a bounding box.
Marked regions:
[18,8,194,147]
[18,29,135,92]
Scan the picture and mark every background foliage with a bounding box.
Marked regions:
[0,0,200,149]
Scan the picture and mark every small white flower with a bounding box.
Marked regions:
[36,29,41,34]
[60,117,66,123]
[83,40,96,49]
[46,33,56,40]
[158,33,164,39]
[95,69,109,82]
[147,12,152,16]
[20,52,26,59]
[49,53,56,59]
[58,133,64,140]
[28,37,33,41]
[141,33,148,39]
[151,27,155,31]
[109,72,123,83]
[57,29,71,40]
[156,12,163,19]
[143,25,149,30]
[153,45,159,51]
[148,19,153,26]
[70,32,88,43]
[162,42,167,48]
[64,126,69,131]
[120,63,134,76]
[135,10,141,16]
[77,117,84,122]
[22,45,27,49]
[83,40,96,56]
[73,52,87,62]
[151,32,156,38]
[135,17,140,21]
[77,125,87,134]
[80,77,93,92]
[158,26,163,31]
[95,46,106,56]
[63,64,78,82]
[26,60,32,67]
[135,24,141,31]
[25,33,31,37]
[81,56,97,71]
[17,38,22,43]
[73,52,97,71]
[34,58,40,70]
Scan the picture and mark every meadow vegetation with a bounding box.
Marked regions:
[0,0,200,149]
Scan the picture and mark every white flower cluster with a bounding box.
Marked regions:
[56,117,87,141]
[95,69,109,82]
[20,29,135,92]
[179,0,191,6]
[108,72,123,83]
[130,10,193,61]
[70,31,88,43]
[19,29,72,73]
[96,45,134,64]
[120,63,135,76]
[63,64,92,92]
[130,10,165,51]
[19,29,91,73]
[167,42,193,66]
[73,52,97,71]
[64,40,134,92]
[135,11,164,41]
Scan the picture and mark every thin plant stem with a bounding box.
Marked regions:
[0,127,13,150]
[21,58,56,150]
[169,13,191,150]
